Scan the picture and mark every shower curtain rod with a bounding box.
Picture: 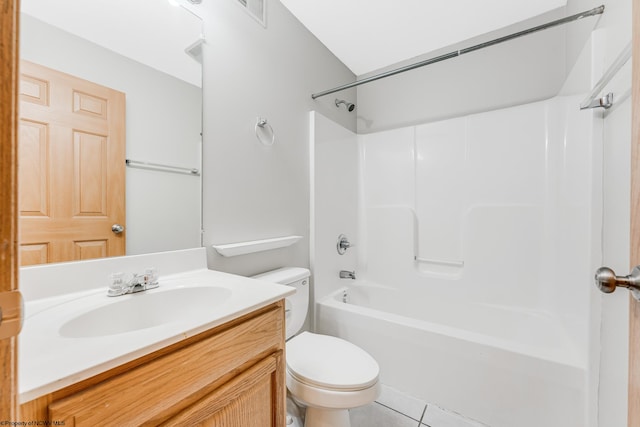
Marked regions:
[311,5,605,100]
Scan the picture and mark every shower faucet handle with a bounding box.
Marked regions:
[337,234,354,255]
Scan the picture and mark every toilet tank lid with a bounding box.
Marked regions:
[252,267,310,285]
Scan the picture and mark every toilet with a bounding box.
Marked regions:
[252,267,380,427]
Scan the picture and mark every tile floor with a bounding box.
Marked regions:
[287,384,489,427]
[349,385,490,427]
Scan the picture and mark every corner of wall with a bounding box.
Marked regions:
[200,0,356,277]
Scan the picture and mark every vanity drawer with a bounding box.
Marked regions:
[47,303,284,426]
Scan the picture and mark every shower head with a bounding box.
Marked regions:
[335,99,355,112]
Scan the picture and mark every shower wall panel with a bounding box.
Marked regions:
[359,95,593,351]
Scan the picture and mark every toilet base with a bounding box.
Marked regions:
[304,407,350,427]
[287,395,304,427]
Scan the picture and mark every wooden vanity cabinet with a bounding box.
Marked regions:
[20,301,286,427]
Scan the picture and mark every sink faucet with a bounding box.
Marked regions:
[339,270,356,280]
[108,268,159,297]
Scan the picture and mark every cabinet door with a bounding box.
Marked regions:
[47,307,284,426]
[162,353,284,427]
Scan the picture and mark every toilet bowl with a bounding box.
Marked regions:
[252,268,380,427]
[287,331,380,427]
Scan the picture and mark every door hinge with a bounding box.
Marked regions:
[0,291,23,339]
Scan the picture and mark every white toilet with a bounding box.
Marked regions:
[253,267,380,427]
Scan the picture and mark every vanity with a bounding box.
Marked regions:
[18,248,294,426]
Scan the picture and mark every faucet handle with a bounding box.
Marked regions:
[107,272,126,297]
[144,267,159,288]
[337,234,354,255]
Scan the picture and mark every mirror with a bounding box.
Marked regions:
[19,0,203,265]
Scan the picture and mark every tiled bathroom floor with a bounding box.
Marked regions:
[286,384,489,427]
[349,385,489,427]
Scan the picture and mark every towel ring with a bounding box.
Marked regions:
[255,117,275,146]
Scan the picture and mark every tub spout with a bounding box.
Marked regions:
[339,270,356,280]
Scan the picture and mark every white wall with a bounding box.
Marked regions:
[558,0,633,425]
[200,0,356,276]
[20,15,203,256]
[310,112,359,319]
[21,0,203,87]
[357,96,593,333]
[575,0,632,425]
[599,68,631,427]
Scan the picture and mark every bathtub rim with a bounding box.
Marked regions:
[317,285,587,371]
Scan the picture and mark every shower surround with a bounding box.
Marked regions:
[310,94,598,427]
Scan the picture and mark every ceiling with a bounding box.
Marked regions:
[20,0,203,86]
[21,0,569,83]
[279,0,568,76]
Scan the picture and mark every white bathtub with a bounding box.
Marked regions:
[315,282,587,427]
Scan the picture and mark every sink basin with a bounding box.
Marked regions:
[59,286,232,338]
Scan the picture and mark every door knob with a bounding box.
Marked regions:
[595,266,640,301]
[111,224,124,234]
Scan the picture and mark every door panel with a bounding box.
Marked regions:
[630,0,640,423]
[630,301,639,423]
[162,355,279,427]
[18,119,49,216]
[73,131,108,215]
[18,60,126,265]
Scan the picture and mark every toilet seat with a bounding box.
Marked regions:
[286,332,379,392]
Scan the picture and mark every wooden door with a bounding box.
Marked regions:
[0,0,21,420]
[18,61,126,265]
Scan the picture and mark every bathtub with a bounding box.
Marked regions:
[315,282,587,427]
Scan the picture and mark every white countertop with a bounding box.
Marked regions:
[19,268,294,403]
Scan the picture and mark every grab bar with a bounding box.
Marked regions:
[414,256,464,267]
[125,159,200,176]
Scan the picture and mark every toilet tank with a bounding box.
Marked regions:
[252,267,310,339]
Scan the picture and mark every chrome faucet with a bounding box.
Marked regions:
[108,268,159,297]
[339,270,356,280]
[337,234,354,255]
